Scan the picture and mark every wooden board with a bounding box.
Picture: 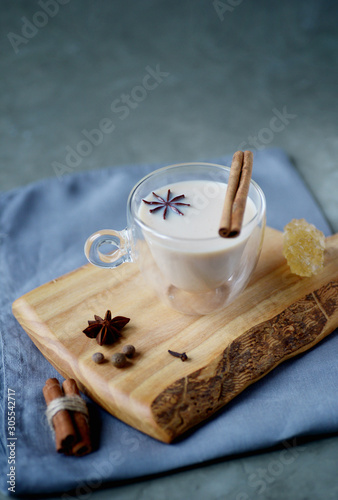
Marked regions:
[12,228,338,443]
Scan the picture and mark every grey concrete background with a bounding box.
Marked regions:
[1,0,338,498]
[1,0,338,232]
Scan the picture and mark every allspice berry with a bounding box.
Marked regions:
[92,352,104,364]
[111,352,127,368]
[122,344,136,358]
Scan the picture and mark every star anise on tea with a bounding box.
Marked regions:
[142,189,190,220]
[83,310,130,345]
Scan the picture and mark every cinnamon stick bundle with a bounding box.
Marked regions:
[43,377,91,456]
[219,150,253,238]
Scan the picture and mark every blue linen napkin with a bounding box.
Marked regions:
[0,149,336,496]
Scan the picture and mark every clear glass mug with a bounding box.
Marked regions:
[84,163,266,315]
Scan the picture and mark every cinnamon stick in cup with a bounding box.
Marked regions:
[43,378,76,454]
[62,378,92,456]
[219,150,253,238]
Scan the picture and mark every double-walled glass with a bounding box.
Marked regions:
[85,163,266,315]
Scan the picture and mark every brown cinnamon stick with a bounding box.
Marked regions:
[219,150,253,238]
[43,378,76,454]
[62,379,92,456]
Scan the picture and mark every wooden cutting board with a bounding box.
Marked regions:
[12,228,338,443]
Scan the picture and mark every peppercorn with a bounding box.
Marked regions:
[111,353,127,368]
[122,344,136,358]
[92,352,105,364]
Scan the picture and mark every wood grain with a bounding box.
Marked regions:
[151,281,337,441]
[12,228,338,443]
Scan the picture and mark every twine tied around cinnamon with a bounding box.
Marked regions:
[43,378,92,456]
[45,395,89,429]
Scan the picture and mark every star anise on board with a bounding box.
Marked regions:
[142,189,190,220]
[83,310,130,345]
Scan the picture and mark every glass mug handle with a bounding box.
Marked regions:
[84,229,132,268]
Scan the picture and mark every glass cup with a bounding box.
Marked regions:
[84,163,266,315]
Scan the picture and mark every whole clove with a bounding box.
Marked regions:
[168,350,188,362]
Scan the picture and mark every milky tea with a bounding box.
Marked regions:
[137,180,258,292]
